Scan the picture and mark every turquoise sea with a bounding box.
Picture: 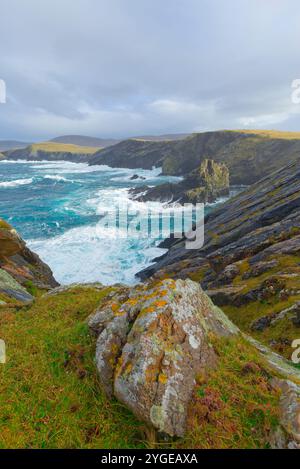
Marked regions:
[0,160,231,285]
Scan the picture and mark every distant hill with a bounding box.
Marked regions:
[49,133,190,148]
[49,135,119,148]
[0,140,31,152]
[131,133,190,141]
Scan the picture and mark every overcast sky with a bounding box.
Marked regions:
[1,0,300,141]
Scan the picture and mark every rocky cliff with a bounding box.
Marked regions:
[130,159,229,204]
[90,130,300,185]
[0,218,58,304]
[138,158,300,360]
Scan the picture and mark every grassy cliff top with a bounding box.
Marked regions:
[29,142,100,154]
[229,129,300,140]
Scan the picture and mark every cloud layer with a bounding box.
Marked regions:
[1,0,300,140]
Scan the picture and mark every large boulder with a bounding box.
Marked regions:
[89,278,238,436]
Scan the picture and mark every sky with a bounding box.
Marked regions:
[1,0,300,141]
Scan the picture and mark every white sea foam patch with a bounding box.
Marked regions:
[31,161,126,174]
[28,223,167,286]
[0,159,44,164]
[0,178,33,188]
[43,175,72,183]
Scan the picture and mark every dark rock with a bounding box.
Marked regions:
[211,263,240,287]
[251,314,276,332]
[242,260,279,279]
[129,174,146,180]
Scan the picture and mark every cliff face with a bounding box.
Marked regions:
[89,138,169,169]
[130,159,229,204]
[138,158,300,360]
[0,219,58,303]
[90,130,300,185]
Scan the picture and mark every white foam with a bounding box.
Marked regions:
[0,178,33,188]
[43,174,71,183]
[28,223,166,286]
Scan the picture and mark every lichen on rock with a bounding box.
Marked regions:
[89,278,238,436]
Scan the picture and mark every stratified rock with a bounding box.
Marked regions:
[138,159,300,280]
[89,278,238,436]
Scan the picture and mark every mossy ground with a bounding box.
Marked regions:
[0,284,282,449]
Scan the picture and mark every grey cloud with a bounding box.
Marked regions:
[0,0,300,140]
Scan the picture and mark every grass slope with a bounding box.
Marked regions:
[0,284,281,449]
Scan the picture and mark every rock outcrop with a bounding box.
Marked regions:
[0,218,58,302]
[88,279,237,436]
[130,159,229,204]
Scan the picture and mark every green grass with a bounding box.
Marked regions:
[29,142,99,155]
[233,129,300,140]
[0,286,145,449]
